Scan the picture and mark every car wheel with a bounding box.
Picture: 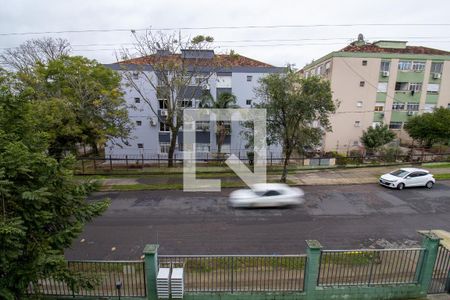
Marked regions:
[426,181,434,189]
[397,183,405,190]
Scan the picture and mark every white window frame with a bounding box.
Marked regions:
[389,122,403,130]
[424,104,436,113]
[195,143,210,153]
[392,102,405,110]
[377,82,388,92]
[406,103,419,111]
[354,121,361,127]
[159,122,170,132]
[195,121,210,131]
[409,83,422,92]
[412,61,426,72]
[398,61,412,71]
[427,83,440,94]
[374,103,385,112]
[380,61,390,73]
[159,142,170,154]
[431,62,443,74]
[356,101,363,108]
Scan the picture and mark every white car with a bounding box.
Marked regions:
[379,168,435,190]
[228,183,305,208]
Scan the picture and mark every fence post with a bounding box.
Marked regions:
[109,155,113,171]
[125,155,129,170]
[304,240,322,300]
[143,244,159,300]
[417,231,441,295]
[142,154,144,169]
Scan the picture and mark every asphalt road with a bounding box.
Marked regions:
[65,181,450,260]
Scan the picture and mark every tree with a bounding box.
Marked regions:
[200,91,238,153]
[20,55,132,157]
[404,107,450,146]
[360,124,395,153]
[0,37,70,73]
[119,31,216,167]
[0,77,109,299]
[257,70,336,182]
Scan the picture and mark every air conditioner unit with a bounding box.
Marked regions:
[202,84,210,90]
[150,117,157,126]
[432,73,441,79]
[407,111,414,116]
[160,110,168,117]
[381,71,390,77]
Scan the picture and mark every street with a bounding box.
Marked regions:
[65,181,450,260]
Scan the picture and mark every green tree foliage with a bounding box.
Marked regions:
[200,92,238,153]
[0,75,109,299]
[404,107,450,146]
[257,70,336,182]
[17,55,132,158]
[360,124,396,153]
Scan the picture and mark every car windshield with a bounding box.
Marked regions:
[390,170,409,177]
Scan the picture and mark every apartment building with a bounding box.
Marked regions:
[104,49,284,158]
[301,34,450,153]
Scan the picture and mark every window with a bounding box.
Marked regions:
[354,121,361,127]
[356,101,363,108]
[134,97,141,103]
[195,121,210,131]
[431,62,443,74]
[374,103,384,111]
[362,60,368,66]
[136,120,142,126]
[132,72,139,80]
[160,122,170,132]
[389,122,403,129]
[247,75,253,82]
[137,143,144,149]
[380,61,390,73]
[407,103,419,111]
[424,104,436,113]
[178,99,192,108]
[412,61,426,71]
[409,83,422,92]
[353,140,359,146]
[195,143,210,153]
[448,103,450,109]
[427,83,440,94]
[392,102,405,110]
[325,61,331,70]
[359,81,365,87]
[160,142,170,153]
[263,190,281,197]
[398,61,412,71]
[315,66,321,75]
[395,82,409,91]
[377,82,388,92]
[159,99,168,109]
[246,99,252,106]
[372,122,382,128]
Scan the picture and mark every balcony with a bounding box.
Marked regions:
[394,91,421,103]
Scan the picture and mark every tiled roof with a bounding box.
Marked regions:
[119,54,274,68]
[340,43,450,55]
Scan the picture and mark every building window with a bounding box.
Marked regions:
[134,97,141,103]
[362,60,368,66]
[160,142,170,153]
[447,103,450,109]
[392,102,405,110]
[359,81,365,87]
[374,103,384,111]
[195,143,210,153]
[380,61,390,73]
[424,104,436,113]
[159,99,168,109]
[377,82,388,92]
[246,99,252,106]
[431,62,443,74]
[427,83,440,94]
[409,83,422,92]
[325,61,331,70]
[389,122,403,129]
[160,122,170,132]
[372,122,382,128]
[354,121,361,127]
[178,99,192,108]
[398,61,412,71]
[136,120,142,126]
[247,75,253,82]
[406,103,419,111]
[132,72,139,80]
[195,121,210,131]
[137,143,144,149]
[356,101,363,108]
[353,140,359,146]
[412,61,426,71]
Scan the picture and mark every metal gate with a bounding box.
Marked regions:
[429,245,450,294]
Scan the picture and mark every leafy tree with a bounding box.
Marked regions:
[200,91,238,153]
[360,124,396,153]
[0,77,109,299]
[257,69,336,182]
[404,107,450,146]
[20,55,132,157]
[120,31,216,167]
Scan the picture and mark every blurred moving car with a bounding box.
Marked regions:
[228,183,305,208]
[379,168,435,190]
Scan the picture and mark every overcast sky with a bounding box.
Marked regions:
[1,0,450,68]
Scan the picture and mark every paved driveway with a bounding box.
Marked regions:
[65,181,450,260]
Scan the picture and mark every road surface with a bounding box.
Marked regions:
[65,181,450,260]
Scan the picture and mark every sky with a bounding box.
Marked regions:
[1,0,450,68]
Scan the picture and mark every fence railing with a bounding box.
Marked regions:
[29,260,146,298]
[429,245,450,294]
[158,255,307,292]
[318,248,425,287]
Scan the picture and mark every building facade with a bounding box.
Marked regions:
[301,36,450,153]
[104,50,284,159]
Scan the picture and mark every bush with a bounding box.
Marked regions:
[378,147,402,163]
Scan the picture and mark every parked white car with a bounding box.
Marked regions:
[379,168,435,190]
[228,183,305,208]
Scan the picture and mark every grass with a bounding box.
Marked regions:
[434,173,450,180]
[422,162,450,169]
